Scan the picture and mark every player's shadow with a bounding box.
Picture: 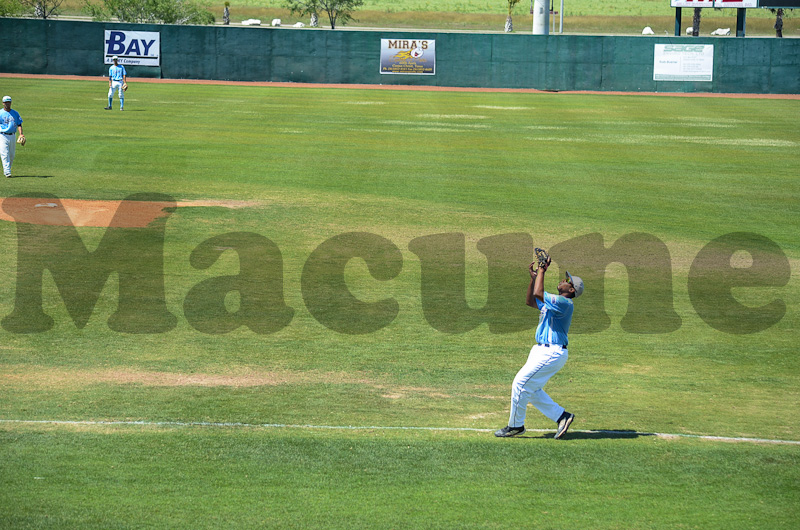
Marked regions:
[521,429,652,441]
[6,175,55,179]
[560,429,654,441]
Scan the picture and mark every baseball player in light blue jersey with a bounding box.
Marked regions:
[105,56,127,111]
[0,95,25,178]
[495,256,584,439]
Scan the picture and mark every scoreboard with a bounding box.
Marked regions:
[670,1,797,6]
[758,1,799,6]
[670,1,755,6]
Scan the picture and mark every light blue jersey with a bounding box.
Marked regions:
[534,292,574,347]
[109,64,127,81]
[0,109,22,134]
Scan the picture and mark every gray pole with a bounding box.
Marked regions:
[559,0,564,34]
[532,0,549,35]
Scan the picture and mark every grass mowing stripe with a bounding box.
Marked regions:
[3,419,799,446]
[0,78,797,527]
[4,422,797,530]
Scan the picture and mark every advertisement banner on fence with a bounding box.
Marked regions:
[104,30,161,66]
[380,39,435,75]
[653,44,714,82]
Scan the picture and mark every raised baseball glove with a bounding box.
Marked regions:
[17,135,25,146]
[534,247,550,271]
[123,83,128,92]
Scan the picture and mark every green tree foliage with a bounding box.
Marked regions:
[19,0,64,18]
[0,0,24,16]
[284,0,363,29]
[283,0,318,20]
[83,0,215,24]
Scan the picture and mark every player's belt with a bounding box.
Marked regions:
[538,343,566,348]
[2,132,14,135]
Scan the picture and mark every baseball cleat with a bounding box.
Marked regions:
[104,106,112,110]
[554,412,574,439]
[494,425,526,437]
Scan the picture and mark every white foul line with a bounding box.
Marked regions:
[1,419,798,445]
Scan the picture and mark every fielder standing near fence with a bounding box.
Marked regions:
[105,56,128,111]
[495,249,583,439]
[0,95,25,178]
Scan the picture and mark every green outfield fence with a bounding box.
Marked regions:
[2,18,798,93]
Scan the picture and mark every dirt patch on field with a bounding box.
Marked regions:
[1,366,487,401]
[2,73,798,99]
[375,386,453,400]
[0,198,260,228]
[2,366,375,389]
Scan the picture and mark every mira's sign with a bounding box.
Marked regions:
[380,39,436,75]
[104,30,160,66]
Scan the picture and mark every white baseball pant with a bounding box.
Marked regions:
[0,132,16,177]
[109,81,125,100]
[507,344,568,428]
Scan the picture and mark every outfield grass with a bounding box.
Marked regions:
[3,425,798,529]
[0,77,798,528]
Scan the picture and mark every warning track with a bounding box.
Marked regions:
[2,73,798,99]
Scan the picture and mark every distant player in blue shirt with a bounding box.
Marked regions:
[0,95,25,178]
[105,56,128,111]
[495,255,584,439]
